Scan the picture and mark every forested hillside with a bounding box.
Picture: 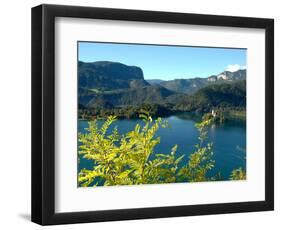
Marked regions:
[78,61,246,119]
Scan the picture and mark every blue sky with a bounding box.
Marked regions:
[78,41,246,80]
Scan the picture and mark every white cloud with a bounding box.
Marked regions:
[226,64,246,72]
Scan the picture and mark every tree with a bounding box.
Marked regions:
[78,112,224,186]
[229,168,246,180]
[229,146,246,180]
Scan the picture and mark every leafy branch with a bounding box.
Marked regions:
[78,112,244,186]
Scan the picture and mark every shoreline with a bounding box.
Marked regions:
[78,109,246,123]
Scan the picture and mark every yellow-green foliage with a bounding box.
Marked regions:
[178,118,215,182]
[229,168,246,180]
[78,112,241,187]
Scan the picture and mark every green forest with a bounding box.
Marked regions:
[78,61,246,120]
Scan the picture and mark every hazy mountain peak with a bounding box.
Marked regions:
[157,69,246,94]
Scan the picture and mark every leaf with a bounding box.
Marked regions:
[78,112,219,186]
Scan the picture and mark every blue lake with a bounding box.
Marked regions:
[78,113,246,180]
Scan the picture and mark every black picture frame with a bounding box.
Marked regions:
[31,4,274,225]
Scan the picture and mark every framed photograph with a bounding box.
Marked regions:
[31,4,274,225]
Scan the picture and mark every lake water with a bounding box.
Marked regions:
[78,113,246,180]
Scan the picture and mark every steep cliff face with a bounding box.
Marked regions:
[78,61,246,112]
[79,61,148,91]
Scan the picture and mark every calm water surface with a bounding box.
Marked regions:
[78,113,246,180]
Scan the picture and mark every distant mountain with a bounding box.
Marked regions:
[157,69,246,94]
[210,69,246,81]
[175,80,246,112]
[159,78,207,94]
[79,61,149,92]
[78,61,246,114]
[146,79,165,85]
[78,61,178,108]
